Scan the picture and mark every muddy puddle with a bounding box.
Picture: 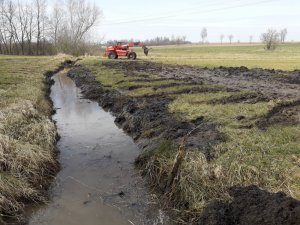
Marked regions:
[27,71,168,225]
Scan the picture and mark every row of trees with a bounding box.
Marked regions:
[144,36,191,46]
[106,36,191,46]
[219,34,234,44]
[200,27,288,46]
[0,0,101,56]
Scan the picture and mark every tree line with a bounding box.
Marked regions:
[0,0,101,56]
[144,36,191,46]
[106,36,191,47]
[200,27,288,49]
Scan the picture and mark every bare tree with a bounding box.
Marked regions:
[16,1,29,55]
[220,34,224,44]
[35,0,41,54]
[59,0,101,55]
[67,0,100,43]
[0,0,101,56]
[0,0,7,53]
[2,1,15,54]
[51,1,64,46]
[34,0,47,55]
[25,3,34,55]
[201,27,207,44]
[280,28,287,43]
[261,29,280,50]
[228,34,234,44]
[249,35,253,44]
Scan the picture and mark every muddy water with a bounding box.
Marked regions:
[28,71,167,225]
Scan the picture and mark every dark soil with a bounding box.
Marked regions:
[195,185,300,225]
[208,92,271,105]
[68,61,300,225]
[256,99,300,129]
[125,81,191,91]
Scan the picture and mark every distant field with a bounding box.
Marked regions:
[125,43,300,70]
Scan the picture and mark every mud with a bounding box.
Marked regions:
[208,92,271,105]
[67,61,300,225]
[256,99,300,128]
[126,82,194,91]
[102,61,300,100]
[195,185,300,225]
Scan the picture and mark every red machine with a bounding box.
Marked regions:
[105,42,150,60]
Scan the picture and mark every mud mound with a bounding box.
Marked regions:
[126,82,190,91]
[209,92,271,105]
[257,99,300,129]
[196,185,300,225]
[282,70,300,84]
[149,86,232,97]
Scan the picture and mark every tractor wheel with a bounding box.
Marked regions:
[108,52,117,59]
[127,52,137,60]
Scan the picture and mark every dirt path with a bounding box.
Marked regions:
[102,61,300,100]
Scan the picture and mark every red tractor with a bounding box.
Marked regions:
[105,42,150,60]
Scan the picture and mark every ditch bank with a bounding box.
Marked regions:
[0,60,74,224]
[68,61,300,225]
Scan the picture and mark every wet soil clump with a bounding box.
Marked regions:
[256,99,300,128]
[195,185,300,225]
[208,92,271,105]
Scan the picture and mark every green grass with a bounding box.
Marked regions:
[0,54,68,220]
[128,43,300,70]
[0,55,68,111]
[169,91,300,204]
[169,92,276,126]
[80,58,141,87]
[181,124,300,209]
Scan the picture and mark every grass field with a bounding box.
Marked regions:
[126,43,300,70]
[0,55,68,221]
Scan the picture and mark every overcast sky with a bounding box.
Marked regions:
[91,0,299,43]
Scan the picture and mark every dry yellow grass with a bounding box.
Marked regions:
[0,54,69,221]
